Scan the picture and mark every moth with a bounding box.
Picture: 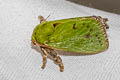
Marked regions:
[31,15,109,72]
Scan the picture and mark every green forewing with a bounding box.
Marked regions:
[32,17,107,53]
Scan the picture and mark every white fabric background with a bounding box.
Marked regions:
[0,0,120,80]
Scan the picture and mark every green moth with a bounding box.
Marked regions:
[31,16,109,72]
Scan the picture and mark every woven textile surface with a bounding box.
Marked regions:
[0,0,120,80]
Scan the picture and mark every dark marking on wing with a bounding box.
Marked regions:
[73,23,77,29]
[95,34,98,37]
[99,40,101,43]
[82,23,85,26]
[99,40,103,45]
[53,23,61,28]
[86,25,90,28]
[90,29,93,32]
[85,33,90,38]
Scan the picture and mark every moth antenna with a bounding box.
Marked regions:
[45,7,57,21]
[45,15,50,21]
[38,8,56,23]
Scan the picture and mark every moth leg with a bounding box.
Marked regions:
[38,15,50,23]
[41,48,48,69]
[38,16,46,23]
[54,56,64,72]
[46,48,64,72]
